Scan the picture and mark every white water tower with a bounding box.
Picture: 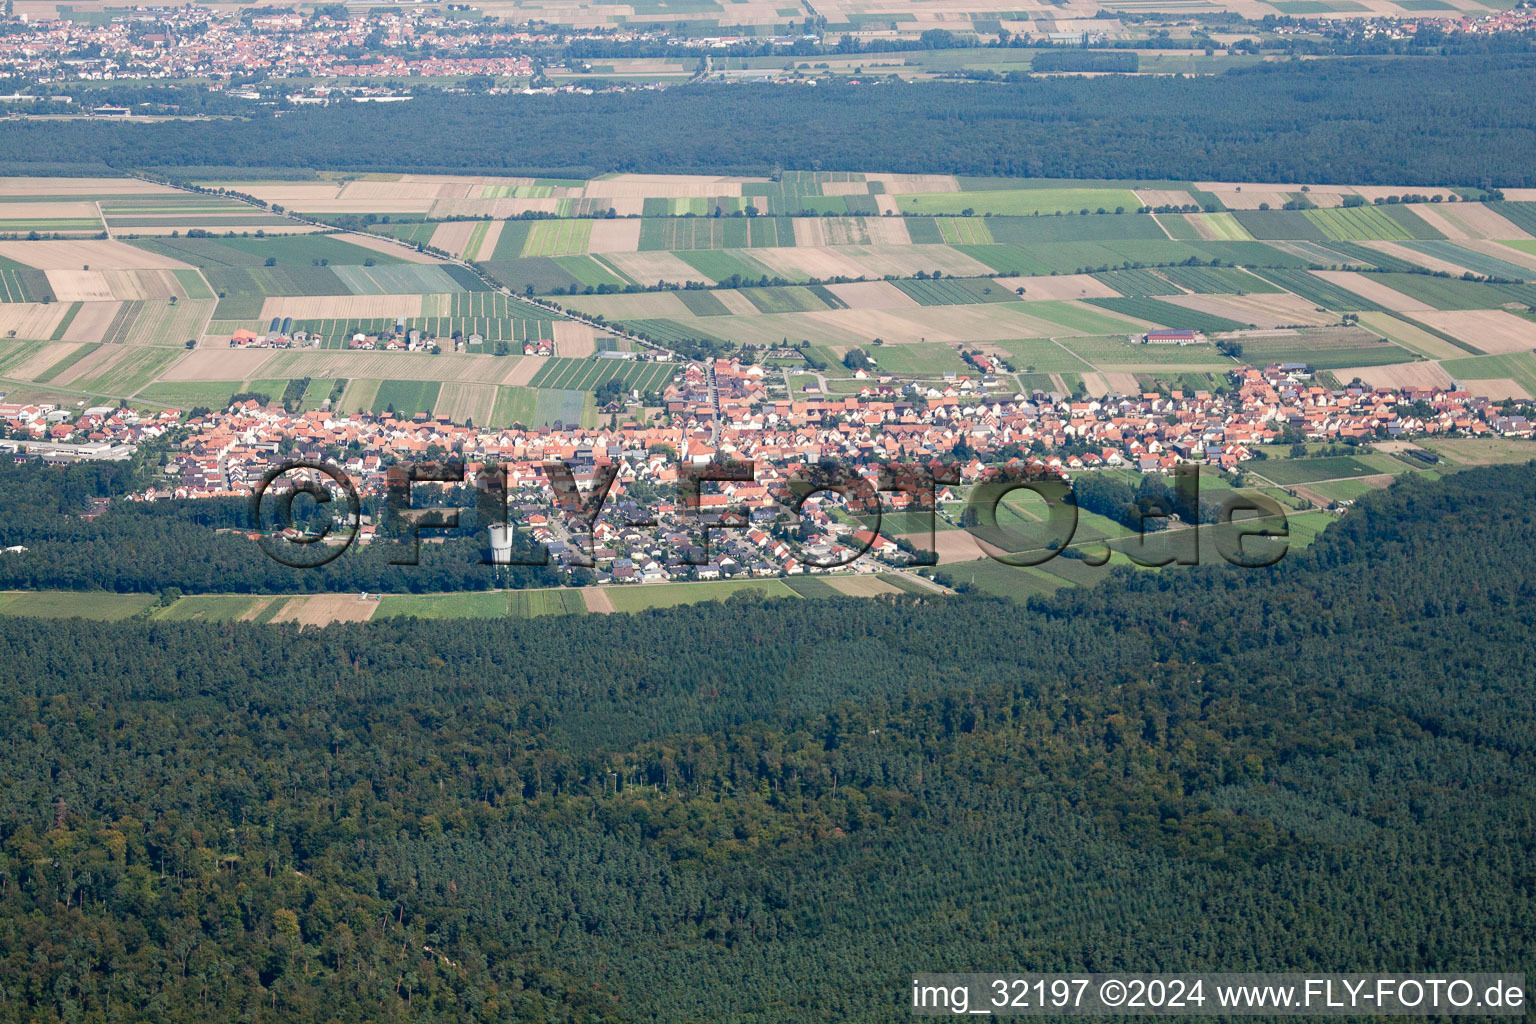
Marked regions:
[488,524,514,565]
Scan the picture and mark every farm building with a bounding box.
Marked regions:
[1143,329,1201,345]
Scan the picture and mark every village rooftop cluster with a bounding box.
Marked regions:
[2,357,1531,580]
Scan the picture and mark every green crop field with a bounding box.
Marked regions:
[934,217,994,245]
[1091,269,1180,297]
[133,234,407,268]
[639,217,790,250]
[990,338,1094,373]
[604,578,800,612]
[1251,456,1389,486]
[1232,210,1328,242]
[153,595,264,622]
[1084,297,1249,332]
[675,290,733,316]
[1304,205,1442,242]
[375,589,588,619]
[869,344,971,376]
[1156,265,1280,293]
[527,357,675,393]
[32,342,98,383]
[1156,214,1203,241]
[898,189,1141,217]
[371,379,441,416]
[1250,268,1389,312]
[891,278,1012,306]
[1401,241,1533,281]
[674,250,779,284]
[73,347,181,396]
[521,219,594,257]
[0,591,156,620]
[1026,300,1148,335]
[1237,334,1414,370]
[1060,335,1232,367]
[740,286,832,314]
[136,380,249,408]
[1439,353,1536,396]
[1362,274,1536,310]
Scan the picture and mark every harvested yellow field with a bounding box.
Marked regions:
[159,349,279,381]
[825,575,902,597]
[1311,271,1432,311]
[825,281,922,309]
[587,219,643,253]
[818,181,870,197]
[429,220,478,258]
[583,175,743,199]
[563,292,692,319]
[1364,241,1468,276]
[0,239,189,270]
[1205,189,1290,211]
[552,321,597,358]
[598,251,713,288]
[0,176,171,197]
[259,294,425,320]
[45,271,113,302]
[0,201,100,220]
[1408,203,1533,241]
[1080,372,1110,398]
[909,532,984,565]
[51,343,125,386]
[253,350,518,383]
[340,231,442,264]
[1103,371,1141,394]
[1459,378,1532,401]
[123,299,216,348]
[343,178,474,202]
[0,303,66,340]
[61,301,121,343]
[1414,309,1536,355]
[270,594,379,627]
[859,218,913,246]
[994,273,1120,301]
[471,220,504,261]
[1134,188,1198,208]
[1163,292,1335,328]
[807,303,1066,344]
[582,587,616,613]
[125,223,316,238]
[434,381,497,425]
[863,173,959,194]
[432,197,555,219]
[9,341,80,378]
[100,269,196,301]
[1335,361,1454,391]
[502,357,541,386]
[791,217,911,247]
[711,289,765,315]
[1479,241,1536,273]
[1357,312,1467,360]
[750,244,994,281]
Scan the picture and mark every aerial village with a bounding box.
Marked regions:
[2,355,1531,582]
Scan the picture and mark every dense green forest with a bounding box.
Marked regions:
[0,459,557,594]
[0,463,1531,1021]
[1,57,1533,184]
